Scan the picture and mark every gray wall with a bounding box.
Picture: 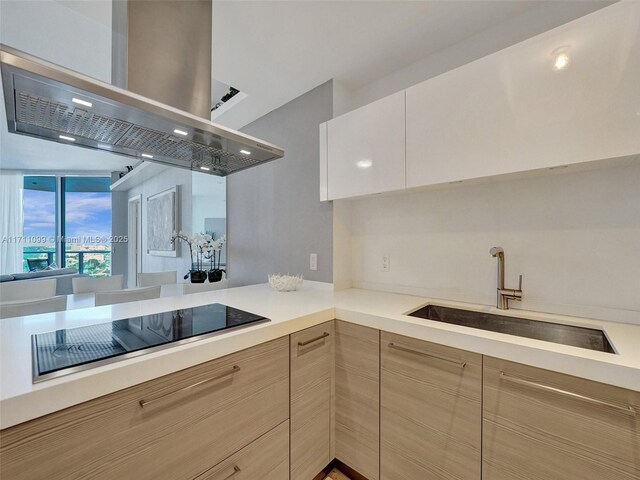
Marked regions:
[227,80,334,286]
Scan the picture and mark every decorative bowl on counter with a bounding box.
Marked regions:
[268,274,303,292]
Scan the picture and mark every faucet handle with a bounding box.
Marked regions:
[518,274,523,291]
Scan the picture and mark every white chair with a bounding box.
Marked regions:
[137,271,177,287]
[0,278,57,302]
[95,285,162,307]
[72,275,124,294]
[0,295,67,319]
[183,279,229,295]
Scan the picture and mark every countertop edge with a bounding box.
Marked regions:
[2,285,639,429]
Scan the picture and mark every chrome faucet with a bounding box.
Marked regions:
[490,246,523,310]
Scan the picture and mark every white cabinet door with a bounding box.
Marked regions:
[327,91,405,200]
[406,1,640,188]
[319,122,328,201]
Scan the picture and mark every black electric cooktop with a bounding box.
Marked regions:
[32,303,269,382]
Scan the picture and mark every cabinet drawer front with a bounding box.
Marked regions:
[334,320,380,480]
[195,420,289,480]
[483,357,640,480]
[0,337,289,480]
[290,321,334,480]
[380,332,482,480]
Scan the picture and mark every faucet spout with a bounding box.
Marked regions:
[490,246,505,291]
[489,246,522,309]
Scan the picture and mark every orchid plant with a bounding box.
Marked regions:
[171,230,211,272]
[205,234,226,271]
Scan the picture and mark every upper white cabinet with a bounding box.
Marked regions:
[406,2,640,187]
[327,91,405,200]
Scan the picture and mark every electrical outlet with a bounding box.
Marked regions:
[310,253,318,271]
[382,253,390,272]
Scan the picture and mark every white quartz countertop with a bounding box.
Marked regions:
[1,282,639,429]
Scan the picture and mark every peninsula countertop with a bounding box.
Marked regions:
[2,281,639,429]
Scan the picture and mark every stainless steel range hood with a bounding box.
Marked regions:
[0,2,284,176]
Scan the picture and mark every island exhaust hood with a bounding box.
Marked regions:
[0,1,284,176]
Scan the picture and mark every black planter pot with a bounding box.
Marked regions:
[208,269,224,283]
[190,270,207,283]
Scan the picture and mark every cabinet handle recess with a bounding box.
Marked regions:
[388,342,466,368]
[199,464,240,480]
[500,372,636,416]
[139,365,240,408]
[298,332,330,347]
[221,465,241,480]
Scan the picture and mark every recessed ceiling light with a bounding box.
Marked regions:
[554,53,569,71]
[200,166,211,171]
[240,149,251,155]
[142,153,154,159]
[173,129,188,136]
[356,159,373,169]
[72,97,93,107]
[59,135,75,142]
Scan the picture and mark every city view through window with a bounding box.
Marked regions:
[23,176,112,276]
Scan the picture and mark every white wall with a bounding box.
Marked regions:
[0,0,112,81]
[191,172,226,234]
[346,162,640,325]
[126,168,193,282]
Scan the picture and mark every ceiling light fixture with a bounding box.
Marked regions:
[200,166,211,171]
[58,135,75,142]
[356,159,373,169]
[554,53,570,71]
[173,129,188,136]
[72,97,93,107]
[141,153,154,159]
[551,46,571,71]
[240,149,251,155]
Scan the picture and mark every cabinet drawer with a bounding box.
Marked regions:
[380,332,482,480]
[334,320,380,480]
[194,420,289,480]
[483,357,640,480]
[0,337,289,480]
[290,321,334,480]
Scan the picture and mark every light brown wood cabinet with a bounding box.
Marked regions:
[483,357,640,480]
[0,337,289,480]
[334,320,380,480]
[290,321,334,480]
[194,420,289,480]
[380,332,482,480]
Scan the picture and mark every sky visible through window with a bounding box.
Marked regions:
[23,191,112,245]
[23,189,55,245]
[64,191,112,248]
[23,177,112,275]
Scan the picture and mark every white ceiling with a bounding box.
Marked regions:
[0,0,613,171]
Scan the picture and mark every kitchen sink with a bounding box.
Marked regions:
[407,305,615,353]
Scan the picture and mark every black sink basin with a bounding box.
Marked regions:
[408,305,615,353]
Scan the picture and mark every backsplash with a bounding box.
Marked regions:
[346,161,640,325]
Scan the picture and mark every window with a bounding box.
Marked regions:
[22,176,112,276]
[22,176,57,272]
[63,177,112,277]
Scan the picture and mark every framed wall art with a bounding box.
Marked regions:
[146,186,179,257]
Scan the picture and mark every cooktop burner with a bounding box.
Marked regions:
[32,303,269,383]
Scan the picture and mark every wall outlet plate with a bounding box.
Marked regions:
[382,253,390,272]
[310,253,318,271]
